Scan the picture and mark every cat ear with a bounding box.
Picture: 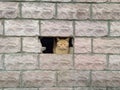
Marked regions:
[66,38,70,41]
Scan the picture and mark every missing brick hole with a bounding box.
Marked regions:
[39,37,73,54]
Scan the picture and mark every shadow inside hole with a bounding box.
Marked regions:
[39,37,73,53]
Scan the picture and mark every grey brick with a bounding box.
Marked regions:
[41,20,73,36]
[5,20,39,36]
[22,3,55,19]
[5,54,38,70]
[0,2,19,18]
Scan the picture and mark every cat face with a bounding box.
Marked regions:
[56,38,69,50]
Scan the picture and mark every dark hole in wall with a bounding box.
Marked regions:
[39,37,73,53]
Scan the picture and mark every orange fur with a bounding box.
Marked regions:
[53,38,70,54]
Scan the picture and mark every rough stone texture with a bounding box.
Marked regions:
[92,4,120,20]
[109,55,120,70]
[74,87,89,90]
[0,54,3,69]
[22,3,55,19]
[0,37,20,53]
[23,37,42,53]
[75,38,91,53]
[57,3,90,19]
[40,54,73,70]
[0,21,3,35]
[41,0,71,2]
[75,21,108,37]
[90,88,106,90]
[4,88,38,90]
[73,0,107,2]
[39,88,73,90]
[58,70,90,86]
[110,22,120,36]
[110,0,120,2]
[5,20,39,36]
[92,71,120,87]
[41,20,73,36]
[93,38,120,53]
[75,54,106,70]
[5,54,38,70]
[108,88,120,90]
[0,2,19,18]
[0,71,20,87]
[22,71,56,87]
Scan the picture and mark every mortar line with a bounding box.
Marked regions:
[2,54,6,70]
[3,20,5,36]
[106,54,109,70]
[91,38,93,54]
[72,20,75,70]
[37,54,40,69]
[108,21,111,36]
[2,18,120,21]
[0,1,112,3]
[55,3,57,19]
[3,35,120,38]
[2,52,120,55]
[39,20,41,36]
[19,2,22,18]
[19,71,23,87]
[20,37,23,52]
[3,54,5,71]
[90,4,93,20]
[0,69,120,72]
[55,71,58,87]
[89,70,92,87]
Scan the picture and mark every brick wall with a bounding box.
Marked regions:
[0,0,120,90]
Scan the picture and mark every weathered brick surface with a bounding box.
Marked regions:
[110,0,120,2]
[109,55,120,70]
[90,88,106,90]
[0,37,20,53]
[57,4,90,19]
[75,38,91,53]
[0,2,19,18]
[41,20,73,36]
[93,38,120,53]
[39,88,73,90]
[23,37,42,53]
[0,21,3,35]
[41,0,71,2]
[110,22,120,36]
[22,3,55,19]
[57,70,90,86]
[22,71,56,87]
[75,21,108,37]
[73,0,107,2]
[0,54,3,69]
[0,71,20,87]
[92,71,120,87]
[4,88,38,90]
[74,87,89,90]
[75,54,106,70]
[108,88,120,90]
[5,20,39,36]
[92,4,120,20]
[5,54,38,70]
[40,54,73,70]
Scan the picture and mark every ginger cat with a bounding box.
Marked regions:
[53,38,70,54]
